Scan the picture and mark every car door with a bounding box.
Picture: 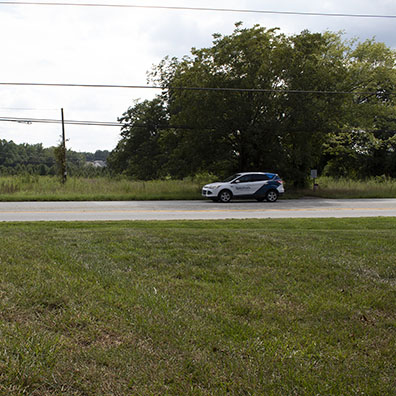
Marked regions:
[231,174,256,197]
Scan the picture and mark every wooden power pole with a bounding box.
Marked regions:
[61,108,67,183]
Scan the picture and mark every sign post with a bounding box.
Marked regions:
[310,169,318,191]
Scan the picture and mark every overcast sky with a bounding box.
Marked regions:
[1,0,395,152]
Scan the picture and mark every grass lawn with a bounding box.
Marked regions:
[0,218,395,395]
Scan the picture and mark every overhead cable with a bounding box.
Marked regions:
[0,116,203,129]
[0,1,395,19]
[0,116,121,126]
[1,117,392,134]
[0,82,391,96]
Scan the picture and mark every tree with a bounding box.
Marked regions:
[112,24,396,185]
[0,139,108,177]
[53,142,67,182]
[150,25,289,177]
[323,39,396,178]
[150,25,349,185]
[107,98,169,179]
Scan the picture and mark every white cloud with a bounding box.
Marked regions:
[0,0,395,152]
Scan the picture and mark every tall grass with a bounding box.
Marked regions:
[0,175,205,201]
[303,176,396,198]
[1,175,396,201]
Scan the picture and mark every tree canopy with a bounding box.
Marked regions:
[0,139,109,177]
[109,24,396,186]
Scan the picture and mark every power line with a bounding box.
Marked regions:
[0,116,203,129]
[0,82,157,90]
[2,117,394,137]
[0,81,390,96]
[0,1,395,19]
[0,116,121,126]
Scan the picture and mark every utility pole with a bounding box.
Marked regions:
[61,108,67,183]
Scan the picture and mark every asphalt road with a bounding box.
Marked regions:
[0,198,396,221]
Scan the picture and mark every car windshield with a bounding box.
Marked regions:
[223,174,240,182]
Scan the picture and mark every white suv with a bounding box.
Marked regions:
[202,172,284,203]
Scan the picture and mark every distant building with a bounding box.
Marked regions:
[85,160,107,168]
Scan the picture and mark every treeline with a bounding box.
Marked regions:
[108,24,396,187]
[0,140,109,176]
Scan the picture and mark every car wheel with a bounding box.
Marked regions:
[218,189,232,203]
[265,190,279,202]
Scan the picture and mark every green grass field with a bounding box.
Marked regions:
[0,218,395,395]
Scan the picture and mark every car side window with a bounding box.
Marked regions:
[252,174,270,181]
[237,175,253,183]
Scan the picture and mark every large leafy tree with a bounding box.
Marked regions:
[149,25,350,185]
[111,24,396,185]
[150,25,292,178]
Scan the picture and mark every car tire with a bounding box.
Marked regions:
[265,189,279,202]
[218,189,232,203]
